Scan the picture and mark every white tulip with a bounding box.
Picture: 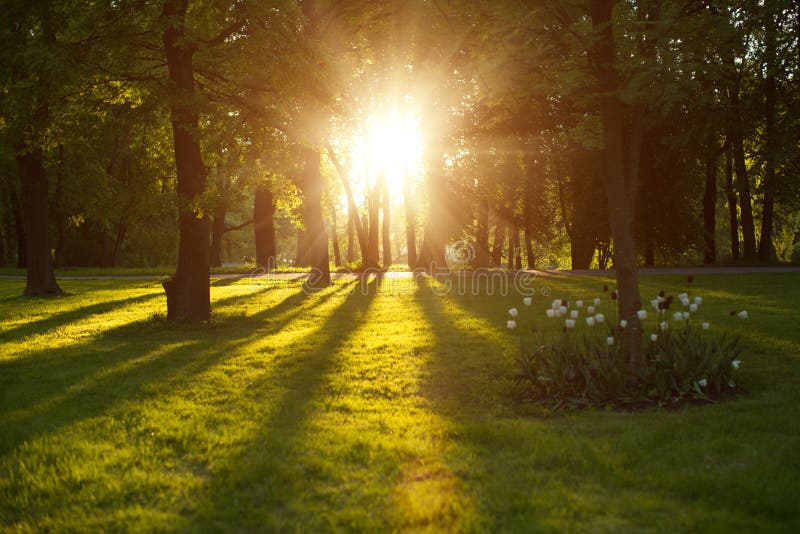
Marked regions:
[546,309,555,318]
[650,333,658,342]
[651,299,660,310]
[682,311,690,320]
[698,378,708,388]
[620,320,628,328]
[523,297,532,306]
[606,337,614,346]
[637,309,647,320]
[678,292,688,300]
[507,320,517,329]
[729,379,736,388]
[694,296,702,305]
[587,305,595,315]
[576,300,584,308]
[731,359,741,370]
[702,322,710,330]
[509,307,519,318]
[689,303,698,313]
[660,321,668,331]
[565,319,576,329]
[593,297,601,306]
[673,312,683,321]
[570,310,579,319]
[738,310,748,319]
[680,297,691,307]
[586,317,596,327]
[559,305,567,315]
[595,313,605,323]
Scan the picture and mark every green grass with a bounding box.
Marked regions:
[1,273,798,532]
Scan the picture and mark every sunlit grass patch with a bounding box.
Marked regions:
[1,273,799,531]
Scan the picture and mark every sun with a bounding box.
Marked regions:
[349,110,423,201]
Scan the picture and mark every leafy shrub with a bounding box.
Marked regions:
[510,284,744,409]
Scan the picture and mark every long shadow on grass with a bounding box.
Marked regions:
[415,275,800,530]
[186,275,383,531]
[0,282,354,459]
[0,291,163,344]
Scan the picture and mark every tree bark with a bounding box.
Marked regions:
[9,187,26,268]
[381,175,392,266]
[703,151,717,264]
[17,148,63,296]
[416,150,448,271]
[475,197,490,268]
[403,165,417,269]
[301,147,330,287]
[210,204,226,268]
[161,0,211,321]
[725,143,740,260]
[347,197,355,264]
[590,0,643,373]
[254,187,276,270]
[366,183,380,267]
[728,67,757,260]
[490,222,505,268]
[759,10,778,261]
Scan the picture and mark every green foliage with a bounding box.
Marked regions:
[516,326,742,409]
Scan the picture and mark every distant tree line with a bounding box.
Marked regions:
[1,0,798,326]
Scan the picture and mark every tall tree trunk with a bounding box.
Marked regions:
[728,70,757,260]
[295,227,308,267]
[703,151,717,264]
[475,197,490,268]
[112,219,126,268]
[347,197,355,264]
[161,0,210,321]
[331,200,341,267]
[254,187,276,270]
[210,205,226,268]
[506,223,515,270]
[417,149,448,271]
[17,149,62,296]
[381,175,392,266]
[403,165,417,269]
[302,147,330,287]
[512,224,522,270]
[524,225,535,270]
[366,184,380,267]
[53,144,65,268]
[590,0,643,373]
[490,222,505,267]
[9,186,26,268]
[725,143,740,260]
[759,11,778,261]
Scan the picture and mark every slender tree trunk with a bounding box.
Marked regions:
[331,201,342,267]
[210,205,226,268]
[302,147,330,287]
[524,225,535,269]
[111,219,126,268]
[725,143,740,260]
[295,228,308,267]
[417,148,448,271]
[728,73,757,260]
[403,165,417,269]
[161,0,210,321]
[17,148,62,296]
[381,175,392,266]
[53,144,65,268]
[475,197,490,268]
[590,0,643,373]
[703,152,717,264]
[366,184,380,267]
[490,222,505,267]
[759,12,778,261]
[513,225,522,270]
[254,187,276,270]
[9,186,26,268]
[347,197,355,264]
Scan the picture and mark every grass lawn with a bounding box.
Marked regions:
[1,273,799,532]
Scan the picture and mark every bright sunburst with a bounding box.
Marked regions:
[349,110,423,201]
